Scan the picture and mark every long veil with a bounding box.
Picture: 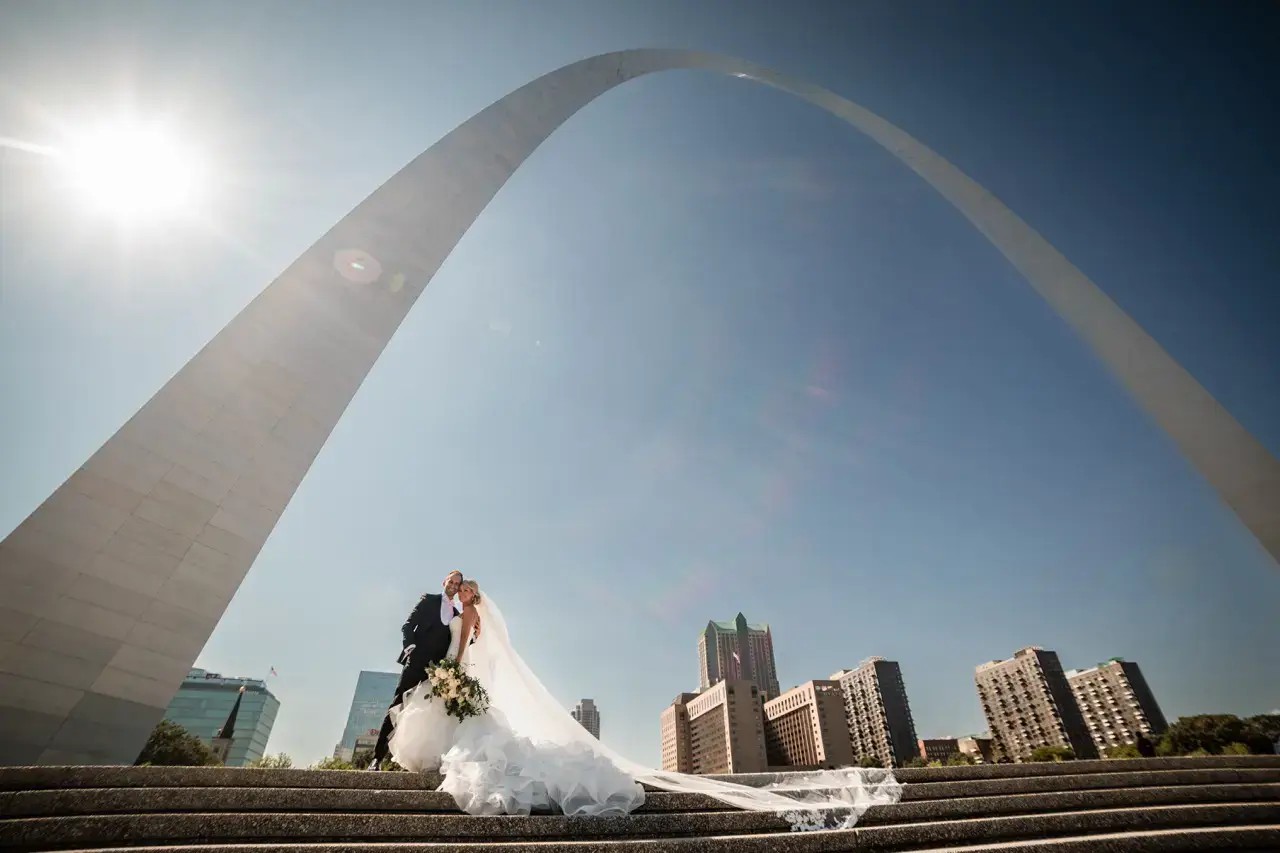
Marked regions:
[467,595,902,830]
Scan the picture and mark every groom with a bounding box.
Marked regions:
[370,570,465,769]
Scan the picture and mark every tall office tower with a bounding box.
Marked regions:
[698,613,780,699]
[162,669,279,767]
[571,698,601,738]
[333,670,399,761]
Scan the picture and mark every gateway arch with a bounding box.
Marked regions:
[2,49,1277,765]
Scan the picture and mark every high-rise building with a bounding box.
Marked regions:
[698,613,780,699]
[334,671,399,761]
[975,647,1098,762]
[661,681,767,775]
[1067,659,1168,752]
[831,658,919,768]
[660,692,700,773]
[571,699,601,739]
[162,669,279,767]
[763,680,855,769]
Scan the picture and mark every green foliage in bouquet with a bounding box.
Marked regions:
[425,658,490,722]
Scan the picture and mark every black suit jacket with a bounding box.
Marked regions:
[398,593,459,669]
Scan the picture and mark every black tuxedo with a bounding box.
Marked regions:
[399,593,459,669]
[373,593,460,762]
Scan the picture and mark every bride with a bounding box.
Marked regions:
[387,579,901,827]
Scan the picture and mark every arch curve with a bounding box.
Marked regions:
[0,49,1275,766]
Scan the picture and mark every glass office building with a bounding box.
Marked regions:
[334,670,399,760]
[163,669,279,766]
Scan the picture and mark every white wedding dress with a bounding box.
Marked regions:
[389,611,644,816]
[387,596,902,827]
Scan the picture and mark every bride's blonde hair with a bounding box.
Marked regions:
[461,579,482,605]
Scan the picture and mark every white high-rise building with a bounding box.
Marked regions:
[571,699,600,738]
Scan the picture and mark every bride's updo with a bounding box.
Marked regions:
[461,579,482,605]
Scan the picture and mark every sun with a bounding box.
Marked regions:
[60,119,205,222]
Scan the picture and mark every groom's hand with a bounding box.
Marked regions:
[401,644,416,661]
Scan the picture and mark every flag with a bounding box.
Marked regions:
[269,667,278,677]
[731,651,740,664]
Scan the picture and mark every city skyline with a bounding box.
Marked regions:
[2,1,1277,766]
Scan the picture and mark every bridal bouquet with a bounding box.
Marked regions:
[425,658,490,722]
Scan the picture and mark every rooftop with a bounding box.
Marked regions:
[706,612,770,632]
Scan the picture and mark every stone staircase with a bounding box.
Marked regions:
[1,756,1277,851]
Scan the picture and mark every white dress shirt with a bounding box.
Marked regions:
[440,595,457,626]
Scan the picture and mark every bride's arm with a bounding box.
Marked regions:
[455,610,480,664]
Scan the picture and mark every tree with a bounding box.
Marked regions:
[903,757,928,768]
[1105,743,1142,759]
[248,753,293,769]
[310,756,355,770]
[1157,715,1272,757]
[1222,742,1252,756]
[945,753,976,766]
[135,720,221,767]
[1029,745,1075,763]
[1245,714,1280,747]
[856,755,884,769]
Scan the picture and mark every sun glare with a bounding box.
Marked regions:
[60,120,205,222]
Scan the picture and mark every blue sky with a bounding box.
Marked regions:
[1,1,1277,766]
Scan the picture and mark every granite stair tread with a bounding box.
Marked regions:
[916,823,1280,850]
[3,802,1278,849]
[32,822,1280,852]
[2,758,1277,851]
[6,778,1277,818]
[4,756,1278,793]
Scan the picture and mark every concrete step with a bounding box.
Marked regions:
[853,803,1280,850]
[0,789,723,817]
[859,784,1280,825]
[918,824,1280,850]
[34,823,1280,852]
[713,755,1280,786]
[1,781,1274,821]
[2,801,1278,849]
[0,768,443,793]
[903,767,1280,800]
[7,774,1276,817]
[5,756,1278,794]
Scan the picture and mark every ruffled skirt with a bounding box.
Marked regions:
[390,695,644,816]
